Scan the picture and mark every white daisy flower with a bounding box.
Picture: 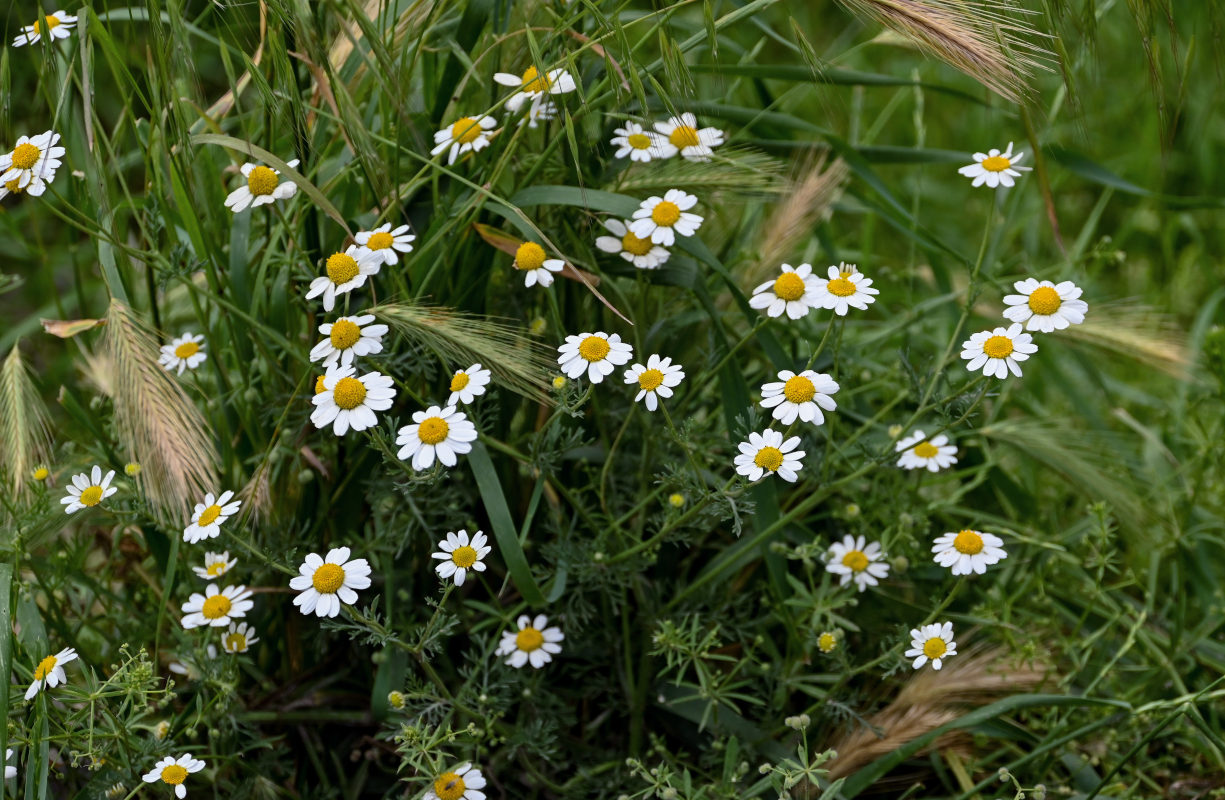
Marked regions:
[224,158,299,212]
[431,115,497,166]
[932,529,1008,576]
[192,551,237,580]
[623,354,684,412]
[653,112,724,162]
[305,245,382,312]
[556,331,634,384]
[497,614,564,669]
[12,10,76,46]
[895,430,959,472]
[311,364,396,436]
[0,130,65,195]
[142,754,205,799]
[594,218,670,269]
[448,363,492,405]
[24,647,77,700]
[1002,278,1088,332]
[812,263,879,316]
[629,189,703,246]
[180,583,254,629]
[395,404,478,471]
[220,622,259,654]
[905,622,958,670]
[425,763,487,800]
[512,241,565,288]
[610,121,673,162]
[958,142,1031,188]
[760,370,839,426]
[431,529,492,587]
[183,491,241,544]
[493,66,577,112]
[960,323,1038,379]
[158,332,207,375]
[749,263,821,320]
[60,466,117,514]
[733,429,805,482]
[309,313,389,368]
[4,748,15,780]
[824,535,891,592]
[0,172,48,200]
[289,547,372,618]
[521,98,558,128]
[354,223,415,266]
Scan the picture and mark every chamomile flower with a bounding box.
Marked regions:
[305,245,382,312]
[24,647,77,699]
[812,263,879,316]
[220,622,259,654]
[958,142,1031,188]
[289,547,372,618]
[0,172,48,199]
[448,363,491,405]
[610,121,672,162]
[224,158,299,212]
[61,466,117,514]
[493,66,577,112]
[4,748,15,780]
[512,241,565,288]
[180,584,253,629]
[905,622,958,670]
[749,263,820,320]
[396,405,478,471]
[623,354,685,412]
[760,370,839,426]
[158,333,207,375]
[183,491,241,543]
[556,331,634,384]
[12,10,76,46]
[521,98,558,128]
[961,323,1038,379]
[431,115,497,165]
[594,218,670,269]
[733,429,805,483]
[825,535,890,592]
[192,551,237,580]
[653,112,724,162]
[895,430,958,472]
[432,530,491,587]
[311,364,396,436]
[425,763,487,800]
[817,632,838,654]
[629,190,703,246]
[354,223,415,266]
[142,754,205,799]
[497,614,564,669]
[1003,279,1089,332]
[309,314,389,368]
[0,131,65,194]
[932,529,1008,576]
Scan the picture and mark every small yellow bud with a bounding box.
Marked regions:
[154,720,171,740]
[32,466,50,482]
[387,690,405,709]
[817,631,838,653]
[552,375,567,390]
[529,317,547,336]
[888,424,904,439]
[124,462,141,476]
[668,492,685,508]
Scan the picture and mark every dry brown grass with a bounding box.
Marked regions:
[749,154,849,286]
[0,343,54,503]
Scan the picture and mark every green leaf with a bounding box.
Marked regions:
[467,442,545,607]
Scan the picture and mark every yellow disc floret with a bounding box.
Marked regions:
[329,319,362,350]
[515,627,545,652]
[981,155,1011,172]
[637,369,664,391]
[79,485,104,506]
[450,117,483,145]
[246,165,279,196]
[782,376,816,404]
[953,530,984,555]
[772,272,806,302]
[197,505,222,527]
[201,594,232,620]
[312,563,345,593]
[418,417,450,445]
[326,253,360,285]
[754,446,783,472]
[650,201,681,227]
[841,550,869,572]
[923,637,947,659]
[450,372,471,392]
[1027,286,1062,315]
[160,765,188,786]
[174,341,200,359]
[332,376,367,410]
[627,133,651,150]
[433,772,467,800]
[578,335,611,362]
[913,441,939,459]
[33,655,58,681]
[826,277,857,297]
[10,143,41,171]
[620,231,654,256]
[982,335,1014,359]
[366,231,394,251]
[668,125,700,149]
[515,242,547,271]
[451,545,478,568]
[520,66,551,94]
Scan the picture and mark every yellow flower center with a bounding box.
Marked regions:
[451,545,478,568]
[173,341,200,359]
[206,561,228,577]
[782,376,816,404]
[841,550,869,572]
[450,117,484,145]
[637,369,664,391]
[515,241,547,271]
[923,637,947,659]
[433,772,467,800]
[329,319,362,350]
[753,446,784,472]
[201,594,232,620]
[953,530,984,555]
[516,627,545,652]
[246,165,279,196]
[668,125,700,149]
[982,335,1014,359]
[913,441,939,459]
[312,563,345,593]
[418,417,450,445]
[160,765,188,786]
[366,231,394,250]
[817,633,837,653]
[197,504,222,527]
[627,133,651,150]
[520,66,551,93]
[332,376,368,410]
[1027,286,1062,315]
[578,335,611,362]
[650,201,681,226]
[315,375,327,394]
[224,632,247,651]
[981,155,1011,172]
[620,230,653,256]
[37,14,62,32]
[33,467,50,481]
[79,485,104,506]
[10,143,41,171]
[772,272,806,302]
[33,655,57,681]
[5,178,25,194]
[450,372,471,392]
[826,277,857,297]
[326,253,360,285]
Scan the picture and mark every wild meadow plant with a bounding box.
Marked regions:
[1,0,1224,797]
